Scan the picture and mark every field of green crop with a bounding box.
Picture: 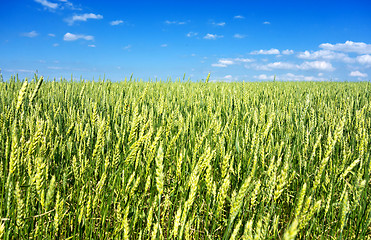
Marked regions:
[0,75,370,239]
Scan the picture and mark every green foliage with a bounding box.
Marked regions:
[0,76,370,239]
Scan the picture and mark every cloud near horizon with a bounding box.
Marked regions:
[212,58,254,67]
[254,73,327,81]
[349,71,367,77]
[298,50,354,63]
[251,61,335,71]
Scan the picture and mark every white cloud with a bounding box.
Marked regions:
[165,20,186,25]
[357,55,371,65]
[58,0,80,10]
[110,20,124,26]
[263,21,271,25]
[66,13,103,25]
[283,73,327,81]
[251,48,280,55]
[35,0,59,9]
[53,43,59,47]
[123,45,132,51]
[212,59,234,67]
[282,49,294,55]
[21,31,38,38]
[254,74,275,80]
[297,50,354,63]
[298,51,317,59]
[204,33,223,40]
[186,32,198,37]
[4,69,34,73]
[36,0,80,11]
[212,75,236,82]
[298,61,334,71]
[252,64,271,71]
[234,15,244,19]
[48,33,56,37]
[234,58,254,63]
[251,60,334,71]
[266,62,296,69]
[233,34,245,39]
[161,44,168,47]
[349,71,368,77]
[219,59,234,65]
[212,58,254,67]
[255,73,328,81]
[88,44,96,47]
[48,66,63,70]
[320,41,371,54]
[212,22,226,26]
[212,63,228,68]
[63,32,94,41]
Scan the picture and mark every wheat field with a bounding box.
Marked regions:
[0,75,370,239]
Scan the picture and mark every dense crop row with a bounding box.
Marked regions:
[0,75,370,239]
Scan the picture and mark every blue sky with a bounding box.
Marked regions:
[1,0,371,81]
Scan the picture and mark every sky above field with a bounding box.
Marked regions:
[1,0,371,81]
